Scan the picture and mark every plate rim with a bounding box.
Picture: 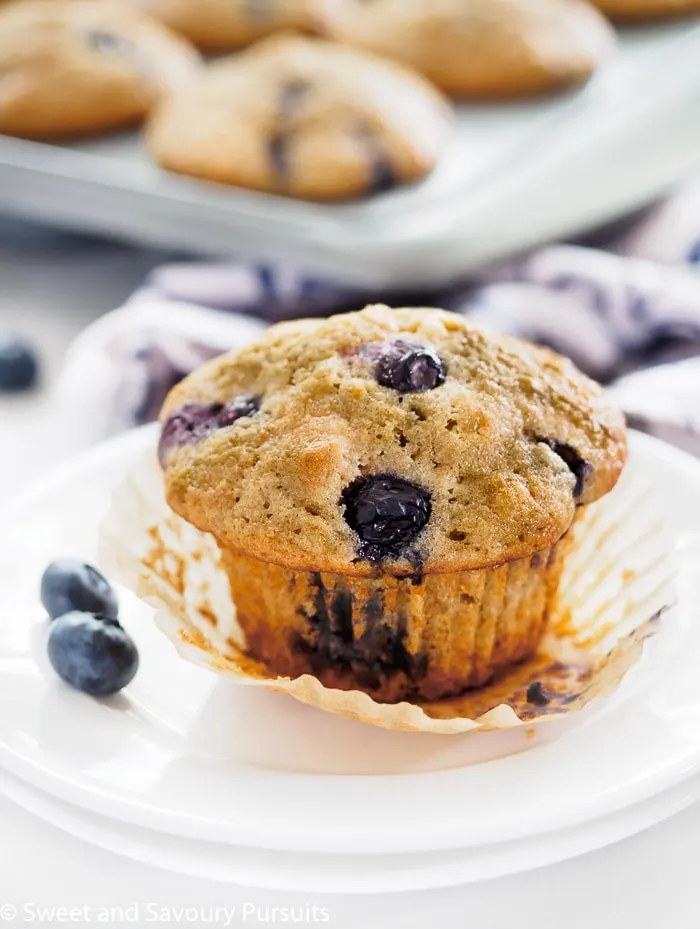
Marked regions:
[0,762,698,894]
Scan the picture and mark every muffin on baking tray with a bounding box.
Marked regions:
[0,0,200,141]
[588,0,700,19]
[126,0,317,50]
[146,34,453,201]
[315,0,616,98]
[156,305,627,704]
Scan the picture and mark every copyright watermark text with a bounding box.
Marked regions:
[0,903,332,924]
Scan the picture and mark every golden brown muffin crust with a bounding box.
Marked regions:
[160,306,626,576]
[146,33,453,201]
[315,0,616,98]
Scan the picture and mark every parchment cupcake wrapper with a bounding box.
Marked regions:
[99,442,675,734]
[220,537,574,704]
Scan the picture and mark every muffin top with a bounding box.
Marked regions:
[159,306,626,576]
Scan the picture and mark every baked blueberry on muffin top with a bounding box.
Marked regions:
[158,306,626,702]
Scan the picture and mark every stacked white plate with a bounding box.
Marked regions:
[2,428,700,893]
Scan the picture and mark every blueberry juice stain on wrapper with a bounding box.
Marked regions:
[156,305,627,704]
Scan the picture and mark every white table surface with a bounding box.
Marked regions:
[1,222,699,928]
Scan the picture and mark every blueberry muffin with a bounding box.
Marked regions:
[589,0,700,18]
[146,34,453,201]
[0,0,200,141]
[315,0,616,98]
[157,306,626,703]
[126,0,317,50]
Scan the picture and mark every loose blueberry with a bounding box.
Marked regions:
[158,395,259,465]
[342,474,431,562]
[41,560,119,622]
[540,439,592,498]
[0,335,38,392]
[47,611,139,697]
[371,340,446,393]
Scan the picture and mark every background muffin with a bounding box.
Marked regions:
[158,306,627,703]
[315,0,616,98]
[146,34,453,200]
[0,0,200,140]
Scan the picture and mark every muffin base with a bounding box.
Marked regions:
[220,531,575,704]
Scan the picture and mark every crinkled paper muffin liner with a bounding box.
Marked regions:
[219,537,574,704]
[99,443,675,735]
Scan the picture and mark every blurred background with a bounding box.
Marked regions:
[2,0,700,501]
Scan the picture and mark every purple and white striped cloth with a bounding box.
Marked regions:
[56,175,700,456]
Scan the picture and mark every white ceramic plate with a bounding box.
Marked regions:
[2,762,700,894]
[0,21,699,287]
[0,428,698,857]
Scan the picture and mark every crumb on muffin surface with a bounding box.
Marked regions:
[159,305,627,575]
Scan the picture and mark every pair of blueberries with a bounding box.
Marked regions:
[41,561,139,697]
[0,336,38,392]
